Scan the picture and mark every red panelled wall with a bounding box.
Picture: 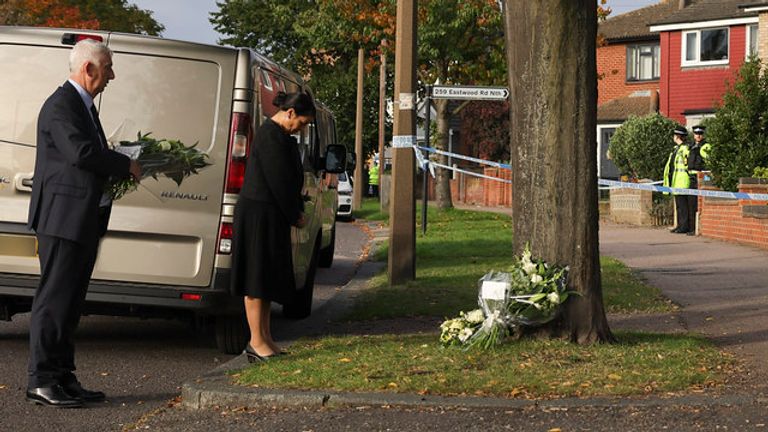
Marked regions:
[660,26,747,124]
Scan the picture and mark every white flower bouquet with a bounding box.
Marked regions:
[439,245,571,349]
[107,132,211,200]
[439,309,485,347]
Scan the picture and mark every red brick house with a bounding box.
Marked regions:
[596,1,685,178]
[649,0,761,126]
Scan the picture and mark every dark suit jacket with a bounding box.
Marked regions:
[27,81,131,245]
[239,119,304,225]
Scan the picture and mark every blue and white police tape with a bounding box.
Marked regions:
[416,145,511,170]
[412,145,768,201]
[598,179,768,201]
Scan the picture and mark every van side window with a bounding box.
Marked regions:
[261,70,272,91]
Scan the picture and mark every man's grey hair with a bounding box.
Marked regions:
[69,39,112,73]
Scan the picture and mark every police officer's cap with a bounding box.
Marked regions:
[673,126,688,137]
[692,125,706,134]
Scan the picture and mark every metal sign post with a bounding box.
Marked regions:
[422,85,431,234]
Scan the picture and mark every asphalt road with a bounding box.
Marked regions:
[0,220,369,432]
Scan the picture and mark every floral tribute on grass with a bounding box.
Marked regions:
[440,246,572,349]
[107,132,212,200]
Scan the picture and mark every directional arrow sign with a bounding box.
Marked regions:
[430,85,509,101]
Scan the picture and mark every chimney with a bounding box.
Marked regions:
[679,0,690,9]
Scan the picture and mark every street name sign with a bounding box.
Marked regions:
[431,85,509,101]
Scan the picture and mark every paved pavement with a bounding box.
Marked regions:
[180,211,768,423]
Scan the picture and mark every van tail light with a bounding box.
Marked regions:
[225,112,252,194]
[218,222,233,254]
[181,293,202,301]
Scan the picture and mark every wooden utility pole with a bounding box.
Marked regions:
[378,40,387,212]
[388,0,417,285]
[353,48,365,210]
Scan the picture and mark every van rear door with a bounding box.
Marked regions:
[0,28,103,276]
[94,35,238,288]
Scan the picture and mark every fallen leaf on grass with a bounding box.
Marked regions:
[607,373,622,381]
[338,358,352,363]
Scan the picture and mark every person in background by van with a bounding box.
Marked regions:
[26,39,141,408]
[229,91,315,361]
[368,160,379,197]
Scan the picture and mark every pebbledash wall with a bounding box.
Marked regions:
[698,178,768,250]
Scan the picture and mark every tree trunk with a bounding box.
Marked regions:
[434,98,453,209]
[505,0,614,343]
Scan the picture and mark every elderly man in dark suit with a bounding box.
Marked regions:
[26,38,140,408]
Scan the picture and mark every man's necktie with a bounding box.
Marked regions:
[89,105,107,149]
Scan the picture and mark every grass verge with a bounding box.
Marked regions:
[346,204,674,320]
[235,332,732,398]
[236,204,731,398]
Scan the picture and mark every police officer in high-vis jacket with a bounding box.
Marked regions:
[686,125,707,235]
[664,126,691,234]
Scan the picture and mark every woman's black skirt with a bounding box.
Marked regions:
[229,197,296,305]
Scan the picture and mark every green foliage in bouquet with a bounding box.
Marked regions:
[108,132,212,200]
[505,246,570,327]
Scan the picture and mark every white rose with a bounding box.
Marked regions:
[547,291,560,304]
[522,261,537,274]
[465,309,484,324]
[458,328,474,342]
[449,320,464,331]
[530,274,543,284]
[159,140,171,151]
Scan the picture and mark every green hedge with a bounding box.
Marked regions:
[608,113,681,181]
[707,58,768,191]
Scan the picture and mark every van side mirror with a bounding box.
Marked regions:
[347,152,357,171]
[324,145,347,174]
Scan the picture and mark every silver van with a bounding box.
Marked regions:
[0,26,345,354]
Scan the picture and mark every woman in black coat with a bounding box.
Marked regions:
[230,91,315,361]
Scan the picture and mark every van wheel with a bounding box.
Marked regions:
[283,238,320,319]
[318,224,336,268]
[214,314,248,355]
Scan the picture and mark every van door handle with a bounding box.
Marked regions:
[15,173,33,192]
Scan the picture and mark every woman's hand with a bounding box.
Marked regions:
[293,212,307,228]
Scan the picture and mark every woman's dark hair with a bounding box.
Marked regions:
[272,91,316,117]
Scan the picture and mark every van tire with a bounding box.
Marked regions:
[215,314,248,355]
[318,224,335,268]
[283,237,320,319]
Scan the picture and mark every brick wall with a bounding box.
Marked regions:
[659,27,747,124]
[429,168,512,207]
[597,43,661,106]
[698,179,768,250]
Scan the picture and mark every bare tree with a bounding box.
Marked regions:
[504,0,614,343]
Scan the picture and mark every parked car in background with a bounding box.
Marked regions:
[336,171,353,220]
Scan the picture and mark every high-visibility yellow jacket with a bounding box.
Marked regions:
[700,142,712,163]
[663,144,690,194]
[368,164,379,186]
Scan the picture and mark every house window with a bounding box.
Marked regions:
[627,44,660,81]
[747,24,759,58]
[682,27,729,66]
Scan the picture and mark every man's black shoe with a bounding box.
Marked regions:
[26,385,83,408]
[686,231,696,236]
[62,381,106,402]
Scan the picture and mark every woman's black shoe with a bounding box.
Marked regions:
[244,344,278,363]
